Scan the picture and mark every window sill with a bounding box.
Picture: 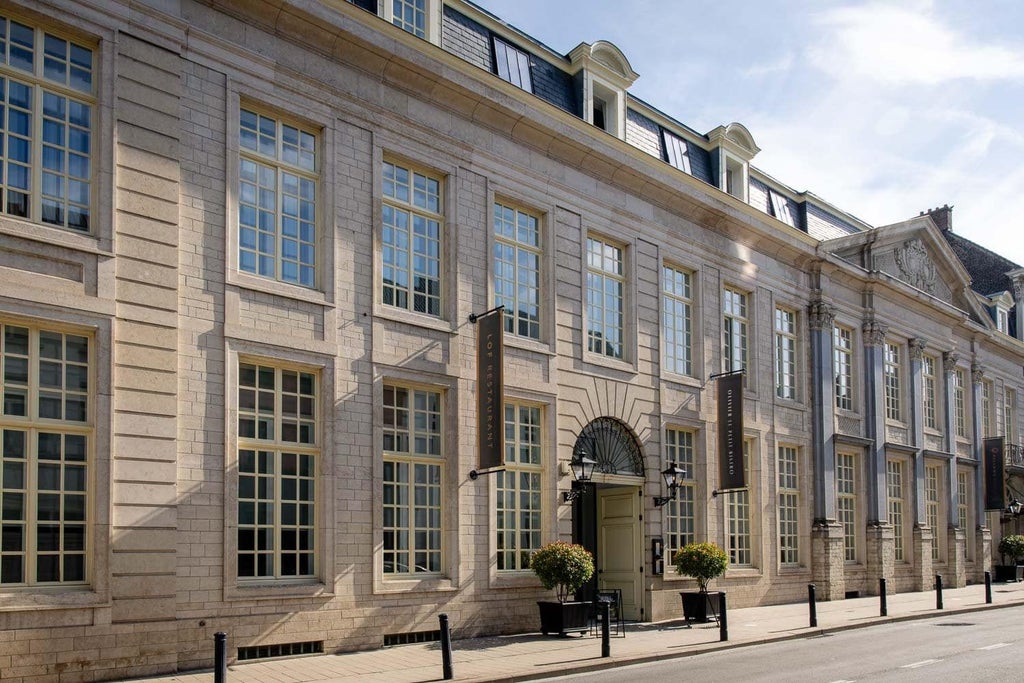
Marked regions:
[773,396,806,410]
[376,576,455,594]
[0,587,109,612]
[777,565,809,576]
[225,580,332,601]
[490,571,542,590]
[723,566,761,579]
[0,216,112,257]
[505,335,556,357]
[227,271,330,306]
[375,306,454,334]
[660,372,702,389]
[582,351,635,375]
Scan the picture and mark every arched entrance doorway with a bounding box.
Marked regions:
[569,417,646,620]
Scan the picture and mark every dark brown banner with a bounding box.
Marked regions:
[984,436,1005,510]
[717,372,745,490]
[477,309,504,471]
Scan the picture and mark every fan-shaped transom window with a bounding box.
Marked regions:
[573,417,643,477]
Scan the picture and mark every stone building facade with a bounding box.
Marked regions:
[0,1,1022,680]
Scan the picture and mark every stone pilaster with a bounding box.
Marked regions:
[976,526,993,582]
[866,523,895,594]
[947,526,966,587]
[912,525,934,591]
[809,300,837,524]
[863,319,889,524]
[811,521,846,600]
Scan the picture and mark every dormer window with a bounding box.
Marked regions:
[662,130,691,174]
[707,123,760,205]
[769,189,795,228]
[493,37,532,92]
[724,155,746,201]
[990,290,1013,335]
[568,41,638,140]
[362,0,440,43]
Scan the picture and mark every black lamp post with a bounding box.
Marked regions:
[563,453,597,503]
[653,462,686,507]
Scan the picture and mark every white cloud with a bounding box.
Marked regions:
[807,3,1024,85]
[742,53,795,78]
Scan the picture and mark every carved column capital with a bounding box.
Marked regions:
[1012,277,1024,302]
[971,362,986,385]
[908,338,927,361]
[808,300,837,331]
[942,351,959,375]
[862,319,888,346]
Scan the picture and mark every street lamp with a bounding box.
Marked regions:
[563,452,597,503]
[653,462,686,507]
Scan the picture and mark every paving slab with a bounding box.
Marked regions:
[125,581,1024,683]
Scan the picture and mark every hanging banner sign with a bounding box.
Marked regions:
[717,372,745,490]
[983,436,1006,511]
[476,309,504,471]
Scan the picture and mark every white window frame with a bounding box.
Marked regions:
[1005,387,1017,444]
[723,287,749,378]
[493,201,541,340]
[777,445,799,566]
[957,469,972,560]
[381,0,441,43]
[883,342,902,422]
[665,428,696,556]
[236,361,319,581]
[925,464,942,562]
[923,355,938,431]
[496,401,543,572]
[726,439,753,567]
[833,325,854,411]
[774,306,797,400]
[768,189,795,227]
[382,383,444,578]
[662,264,693,377]
[492,36,532,92]
[836,452,858,563]
[0,321,92,587]
[0,15,95,234]
[887,459,905,562]
[585,234,626,360]
[953,369,967,439]
[237,107,319,288]
[381,159,444,318]
[982,380,993,439]
[661,130,691,174]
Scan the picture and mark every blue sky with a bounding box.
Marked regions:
[477,0,1024,268]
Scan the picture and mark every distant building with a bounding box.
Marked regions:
[0,1,1022,679]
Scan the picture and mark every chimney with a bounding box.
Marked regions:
[919,204,953,232]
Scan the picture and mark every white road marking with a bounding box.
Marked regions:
[902,659,940,669]
[977,643,1010,650]
[828,680,856,683]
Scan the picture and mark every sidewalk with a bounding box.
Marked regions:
[128,580,1024,683]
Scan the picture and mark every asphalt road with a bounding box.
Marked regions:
[544,606,1024,682]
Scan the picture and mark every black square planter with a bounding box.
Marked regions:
[680,591,720,624]
[993,564,1024,582]
[537,601,590,636]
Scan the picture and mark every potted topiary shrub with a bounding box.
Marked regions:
[995,534,1024,582]
[673,542,729,624]
[531,541,595,636]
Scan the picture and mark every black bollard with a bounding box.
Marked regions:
[439,613,454,680]
[935,574,943,610]
[985,571,993,604]
[879,578,888,617]
[214,632,227,683]
[719,591,728,642]
[808,583,817,628]
[601,600,610,658]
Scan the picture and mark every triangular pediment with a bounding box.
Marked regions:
[822,216,989,322]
